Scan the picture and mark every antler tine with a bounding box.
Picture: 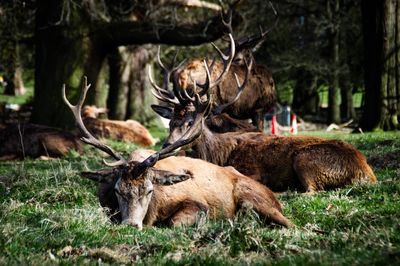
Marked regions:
[62,77,127,166]
[212,58,253,114]
[198,33,235,90]
[221,6,233,34]
[148,66,180,105]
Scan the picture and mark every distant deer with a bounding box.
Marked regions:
[63,77,294,229]
[0,123,82,160]
[150,27,277,131]
[152,62,377,193]
[81,105,156,147]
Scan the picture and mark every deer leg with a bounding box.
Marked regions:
[234,182,294,228]
[252,110,264,130]
[293,155,319,193]
[246,200,295,228]
[168,201,209,227]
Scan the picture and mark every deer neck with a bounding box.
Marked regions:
[194,126,235,166]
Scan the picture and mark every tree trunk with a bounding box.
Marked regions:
[327,0,341,124]
[125,45,157,124]
[107,48,127,120]
[1,1,25,96]
[360,0,400,131]
[340,82,356,121]
[292,68,319,116]
[32,1,98,127]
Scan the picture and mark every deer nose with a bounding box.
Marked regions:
[121,220,143,230]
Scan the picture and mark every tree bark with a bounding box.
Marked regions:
[107,45,156,124]
[360,0,400,131]
[327,0,341,124]
[107,48,127,120]
[292,68,319,116]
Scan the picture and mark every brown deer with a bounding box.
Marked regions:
[81,105,156,147]
[0,123,83,160]
[150,27,277,131]
[63,77,294,229]
[152,62,377,193]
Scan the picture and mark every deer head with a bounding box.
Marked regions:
[62,77,198,229]
[150,49,251,148]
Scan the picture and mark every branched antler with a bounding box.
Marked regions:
[62,76,128,167]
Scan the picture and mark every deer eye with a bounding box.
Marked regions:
[187,120,194,127]
[147,189,154,195]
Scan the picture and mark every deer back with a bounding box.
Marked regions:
[0,123,82,160]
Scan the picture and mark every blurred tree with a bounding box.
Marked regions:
[254,0,362,123]
[359,0,400,131]
[32,0,233,127]
[0,1,34,96]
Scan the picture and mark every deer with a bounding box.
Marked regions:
[81,105,156,147]
[151,61,378,193]
[0,123,83,160]
[150,17,277,132]
[62,77,294,229]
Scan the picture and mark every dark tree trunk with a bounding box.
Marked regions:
[292,68,319,116]
[359,0,400,131]
[340,79,356,120]
[327,0,341,124]
[107,48,127,120]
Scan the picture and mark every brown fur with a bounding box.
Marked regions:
[82,106,156,147]
[95,151,294,228]
[176,60,276,130]
[193,128,377,192]
[0,123,82,160]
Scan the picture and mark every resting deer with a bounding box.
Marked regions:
[81,105,156,147]
[150,26,276,131]
[152,62,377,193]
[0,123,82,160]
[63,77,294,229]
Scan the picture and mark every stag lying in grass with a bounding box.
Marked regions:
[0,123,82,160]
[81,105,156,147]
[150,30,276,131]
[63,77,294,229]
[152,62,377,193]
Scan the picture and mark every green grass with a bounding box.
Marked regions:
[0,131,399,265]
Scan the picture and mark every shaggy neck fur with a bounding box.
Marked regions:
[194,124,237,166]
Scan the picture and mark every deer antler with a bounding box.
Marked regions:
[149,47,186,106]
[62,76,128,167]
[212,57,253,114]
[197,33,235,92]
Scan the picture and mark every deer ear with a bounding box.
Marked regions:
[151,104,173,119]
[148,168,193,186]
[81,169,116,184]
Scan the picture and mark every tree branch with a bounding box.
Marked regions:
[92,12,234,48]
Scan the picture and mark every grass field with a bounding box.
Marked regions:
[0,130,399,265]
